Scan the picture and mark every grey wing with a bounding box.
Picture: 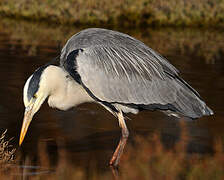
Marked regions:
[60,28,179,77]
[61,28,213,118]
[76,45,176,104]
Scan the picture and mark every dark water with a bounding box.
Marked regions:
[0,19,223,175]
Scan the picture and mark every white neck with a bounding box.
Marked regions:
[41,65,94,110]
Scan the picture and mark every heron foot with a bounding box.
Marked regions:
[109,111,129,167]
[109,136,128,166]
[110,165,120,180]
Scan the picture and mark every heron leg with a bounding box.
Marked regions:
[110,111,129,167]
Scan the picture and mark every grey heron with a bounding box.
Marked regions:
[19,28,213,167]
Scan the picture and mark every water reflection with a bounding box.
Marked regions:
[0,19,223,173]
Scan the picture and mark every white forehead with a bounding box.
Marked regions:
[23,75,33,107]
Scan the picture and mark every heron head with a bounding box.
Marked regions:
[19,65,51,146]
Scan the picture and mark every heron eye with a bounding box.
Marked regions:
[33,94,37,99]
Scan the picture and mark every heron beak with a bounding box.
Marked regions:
[19,95,47,146]
[19,104,34,146]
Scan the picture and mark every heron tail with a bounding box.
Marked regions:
[170,77,214,119]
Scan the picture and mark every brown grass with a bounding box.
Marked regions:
[0,130,15,165]
[0,0,224,27]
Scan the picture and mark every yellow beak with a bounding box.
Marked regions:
[19,94,47,146]
[19,105,34,146]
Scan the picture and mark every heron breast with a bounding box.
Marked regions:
[47,79,94,110]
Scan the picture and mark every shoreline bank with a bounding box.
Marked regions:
[0,0,224,28]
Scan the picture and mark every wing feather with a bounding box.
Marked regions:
[60,28,213,118]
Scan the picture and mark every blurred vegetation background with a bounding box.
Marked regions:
[0,0,224,28]
[1,18,223,64]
